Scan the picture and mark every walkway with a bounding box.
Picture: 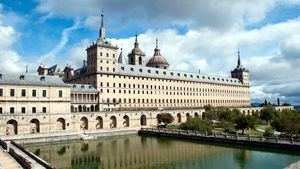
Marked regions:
[285,160,300,169]
[139,128,300,151]
[0,147,22,169]
[8,141,45,169]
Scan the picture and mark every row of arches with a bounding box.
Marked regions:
[71,105,99,112]
[5,118,66,135]
[79,115,148,130]
[4,112,198,135]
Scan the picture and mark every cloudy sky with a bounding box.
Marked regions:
[0,0,300,105]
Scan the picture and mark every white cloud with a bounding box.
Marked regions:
[38,19,81,64]
[2,1,300,104]
[35,0,279,31]
[64,38,90,68]
[0,6,25,73]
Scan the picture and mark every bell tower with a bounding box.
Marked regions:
[127,35,145,66]
[85,9,118,75]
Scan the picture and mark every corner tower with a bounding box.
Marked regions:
[85,10,118,75]
[127,35,145,66]
[231,51,250,86]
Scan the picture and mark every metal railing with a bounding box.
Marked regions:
[140,128,300,145]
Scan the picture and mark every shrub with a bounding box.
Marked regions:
[263,127,274,137]
[179,117,214,133]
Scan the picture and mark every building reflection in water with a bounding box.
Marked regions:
[26,135,247,169]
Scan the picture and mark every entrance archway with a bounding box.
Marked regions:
[123,115,129,127]
[96,116,103,129]
[80,117,88,130]
[30,119,40,133]
[194,112,199,118]
[110,116,117,128]
[186,113,190,118]
[57,118,66,130]
[177,113,181,123]
[6,119,18,135]
[140,115,147,126]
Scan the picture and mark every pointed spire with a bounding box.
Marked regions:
[237,50,241,68]
[134,34,139,48]
[154,37,161,56]
[99,8,105,40]
[101,8,104,27]
[25,64,28,74]
[118,48,126,64]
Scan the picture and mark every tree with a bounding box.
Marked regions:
[220,121,236,134]
[235,116,248,135]
[179,117,214,133]
[260,106,276,123]
[263,127,275,137]
[271,110,300,137]
[156,113,174,126]
[234,115,257,135]
[219,109,240,122]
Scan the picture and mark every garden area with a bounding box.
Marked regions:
[157,106,300,139]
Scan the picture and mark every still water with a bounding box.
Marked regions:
[25,135,300,169]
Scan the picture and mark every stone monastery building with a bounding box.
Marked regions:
[0,11,270,136]
[63,12,251,112]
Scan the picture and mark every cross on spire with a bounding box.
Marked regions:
[237,50,241,68]
[101,9,104,27]
[134,34,139,48]
[98,8,106,41]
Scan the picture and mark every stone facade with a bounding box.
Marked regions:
[0,74,71,135]
[65,13,251,112]
[0,12,294,138]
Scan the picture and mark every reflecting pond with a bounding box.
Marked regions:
[25,135,300,169]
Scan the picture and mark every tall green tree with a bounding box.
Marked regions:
[234,115,257,135]
[156,113,174,125]
[260,106,277,123]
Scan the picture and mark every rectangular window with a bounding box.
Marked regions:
[42,90,47,97]
[32,90,36,97]
[0,107,2,114]
[21,89,26,97]
[59,90,63,98]
[10,89,15,96]
[10,107,14,114]
[0,88,3,96]
[42,107,46,113]
[21,107,26,113]
[32,107,36,113]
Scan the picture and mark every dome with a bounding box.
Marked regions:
[146,39,169,69]
[146,55,169,68]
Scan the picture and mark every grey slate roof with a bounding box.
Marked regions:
[0,73,68,87]
[70,84,98,93]
[118,64,243,86]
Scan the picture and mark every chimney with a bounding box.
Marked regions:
[63,66,74,82]
[83,60,86,67]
